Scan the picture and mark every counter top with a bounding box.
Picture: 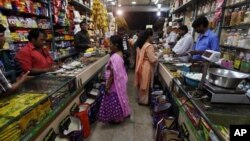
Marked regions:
[159,62,250,141]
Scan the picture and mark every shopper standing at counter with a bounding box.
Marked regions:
[163,26,177,48]
[0,24,29,95]
[98,35,131,124]
[74,21,90,53]
[189,16,220,60]
[172,25,193,62]
[16,29,54,75]
[135,28,158,105]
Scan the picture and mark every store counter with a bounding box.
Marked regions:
[0,55,109,141]
[159,62,250,141]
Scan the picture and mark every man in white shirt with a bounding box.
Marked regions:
[163,26,177,48]
[172,25,193,62]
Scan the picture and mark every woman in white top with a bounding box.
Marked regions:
[172,25,194,62]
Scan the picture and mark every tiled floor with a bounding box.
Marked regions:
[85,71,155,141]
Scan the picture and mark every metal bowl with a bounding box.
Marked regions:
[207,68,249,89]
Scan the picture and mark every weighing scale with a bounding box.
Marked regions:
[200,50,250,104]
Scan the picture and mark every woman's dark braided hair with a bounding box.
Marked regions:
[110,35,128,67]
[136,28,153,49]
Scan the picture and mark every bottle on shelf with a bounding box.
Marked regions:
[230,0,235,6]
[236,6,247,25]
[240,57,250,73]
[235,0,241,4]
[224,9,232,26]
[234,52,244,69]
[228,29,236,46]
[233,29,241,46]
[223,29,231,45]
[246,31,250,49]
[230,8,238,26]
[243,7,250,24]
[232,29,242,47]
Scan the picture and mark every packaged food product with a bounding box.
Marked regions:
[4,0,12,9]
[243,8,250,24]
[224,9,232,26]
[237,6,247,25]
[230,8,238,26]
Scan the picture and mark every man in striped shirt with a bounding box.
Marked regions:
[0,24,29,95]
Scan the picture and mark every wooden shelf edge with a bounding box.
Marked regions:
[172,0,194,14]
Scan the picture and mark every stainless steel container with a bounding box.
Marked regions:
[207,68,249,89]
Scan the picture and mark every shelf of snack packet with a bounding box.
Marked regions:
[221,23,250,29]
[158,60,250,141]
[0,7,49,19]
[68,0,91,12]
[0,53,109,141]
[220,44,250,51]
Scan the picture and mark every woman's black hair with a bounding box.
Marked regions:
[28,29,46,41]
[136,28,153,49]
[110,35,124,52]
[110,35,130,69]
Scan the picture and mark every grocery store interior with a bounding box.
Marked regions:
[0,0,250,141]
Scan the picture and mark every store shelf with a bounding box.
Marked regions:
[69,0,91,12]
[0,7,49,19]
[12,41,29,43]
[172,78,227,141]
[54,52,78,61]
[221,45,250,51]
[222,23,250,29]
[55,39,74,42]
[32,0,49,5]
[172,0,195,14]
[225,1,250,9]
[172,18,184,22]
[197,11,216,17]
[9,27,51,31]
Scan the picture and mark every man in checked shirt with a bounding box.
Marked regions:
[0,24,29,95]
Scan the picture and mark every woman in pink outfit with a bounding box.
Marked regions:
[98,35,131,123]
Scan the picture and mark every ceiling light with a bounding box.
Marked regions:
[111,1,115,5]
[118,4,122,7]
[157,4,161,8]
[132,1,136,5]
[157,11,161,17]
[117,9,123,16]
[107,0,112,1]
[154,0,159,4]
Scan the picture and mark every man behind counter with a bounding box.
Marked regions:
[16,29,55,75]
[187,16,220,60]
[74,21,90,53]
[172,25,193,62]
[0,24,29,95]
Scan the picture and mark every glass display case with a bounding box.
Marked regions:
[0,75,76,141]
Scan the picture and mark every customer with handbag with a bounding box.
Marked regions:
[98,35,131,124]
